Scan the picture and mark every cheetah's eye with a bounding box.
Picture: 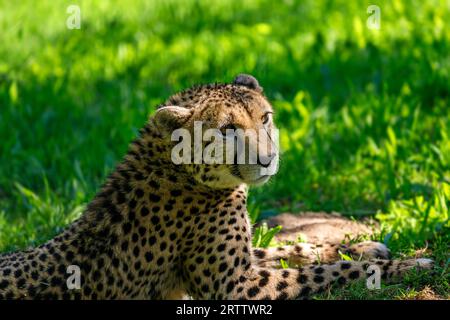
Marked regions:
[262,112,273,125]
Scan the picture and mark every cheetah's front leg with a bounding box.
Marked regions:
[184,245,431,300]
[253,241,390,268]
[222,258,433,299]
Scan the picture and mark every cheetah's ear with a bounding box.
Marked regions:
[153,106,192,134]
[233,74,263,92]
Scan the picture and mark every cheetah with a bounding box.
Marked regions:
[0,74,433,300]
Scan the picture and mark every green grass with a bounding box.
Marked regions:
[0,0,448,299]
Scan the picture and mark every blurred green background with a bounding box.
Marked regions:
[0,0,449,298]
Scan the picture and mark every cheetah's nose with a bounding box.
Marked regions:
[257,153,276,168]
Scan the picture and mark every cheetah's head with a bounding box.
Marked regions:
[153,74,279,189]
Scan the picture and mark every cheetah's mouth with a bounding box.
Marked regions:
[230,164,243,179]
[247,174,271,185]
[230,165,271,186]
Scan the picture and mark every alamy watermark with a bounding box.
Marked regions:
[366,265,381,290]
[66,265,81,290]
[367,5,381,30]
[66,5,81,30]
[170,121,279,176]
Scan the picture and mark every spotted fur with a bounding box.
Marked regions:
[0,75,433,300]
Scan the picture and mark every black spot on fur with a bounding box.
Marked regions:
[313,275,324,283]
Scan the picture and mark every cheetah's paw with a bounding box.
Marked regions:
[348,241,390,260]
